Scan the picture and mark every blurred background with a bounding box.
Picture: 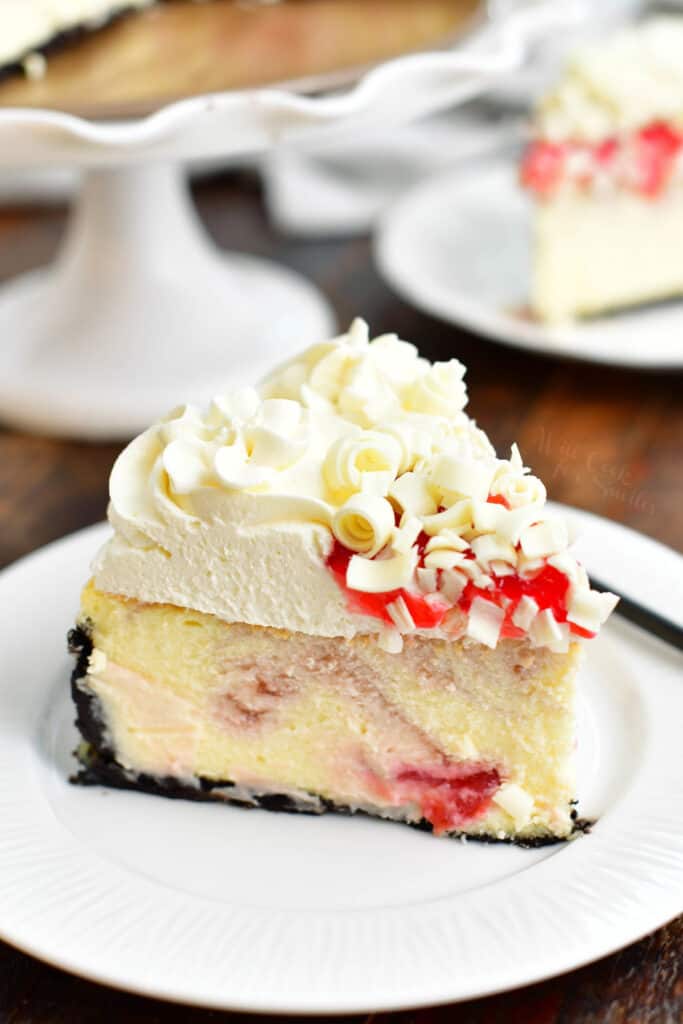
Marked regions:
[0,0,681,1019]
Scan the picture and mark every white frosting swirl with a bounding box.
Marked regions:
[403,359,467,418]
[263,317,469,427]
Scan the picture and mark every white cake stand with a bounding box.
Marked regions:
[0,1,578,439]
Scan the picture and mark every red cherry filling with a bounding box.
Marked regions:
[520,140,566,194]
[458,563,591,639]
[521,121,683,198]
[326,540,450,630]
[393,764,501,835]
[327,539,592,640]
[633,121,682,196]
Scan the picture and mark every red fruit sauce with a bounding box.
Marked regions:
[520,140,566,194]
[521,120,683,198]
[459,563,592,640]
[326,498,593,640]
[326,538,450,630]
[393,764,501,835]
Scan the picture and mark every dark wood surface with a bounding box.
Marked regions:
[0,172,681,1022]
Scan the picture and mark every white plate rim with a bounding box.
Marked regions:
[0,513,681,1014]
[375,159,683,370]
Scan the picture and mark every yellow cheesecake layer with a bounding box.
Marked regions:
[77,580,582,841]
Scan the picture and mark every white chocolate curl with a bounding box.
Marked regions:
[388,471,437,518]
[520,518,569,558]
[346,548,417,593]
[332,495,395,557]
[429,454,497,504]
[323,431,403,500]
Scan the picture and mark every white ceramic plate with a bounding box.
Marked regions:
[375,157,683,368]
[0,512,682,1014]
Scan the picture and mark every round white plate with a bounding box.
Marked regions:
[375,157,683,368]
[0,513,681,1013]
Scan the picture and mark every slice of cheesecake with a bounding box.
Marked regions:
[69,319,617,844]
[521,17,683,323]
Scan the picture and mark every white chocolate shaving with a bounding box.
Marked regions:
[461,560,493,589]
[386,596,416,633]
[466,598,505,648]
[512,595,540,631]
[377,626,403,654]
[392,516,422,554]
[332,494,395,557]
[424,549,468,571]
[422,499,473,536]
[567,585,619,633]
[493,783,535,829]
[517,553,546,577]
[529,609,570,652]
[357,471,392,496]
[439,568,467,603]
[416,566,438,594]
[425,530,469,554]
[389,472,438,518]
[520,519,569,559]
[346,548,417,593]
[429,455,497,504]
[470,534,517,567]
[547,551,582,581]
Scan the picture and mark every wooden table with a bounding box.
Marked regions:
[0,172,681,1022]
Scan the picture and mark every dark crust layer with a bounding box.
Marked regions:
[67,624,592,849]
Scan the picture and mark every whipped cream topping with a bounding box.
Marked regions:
[94,319,617,651]
[536,18,683,143]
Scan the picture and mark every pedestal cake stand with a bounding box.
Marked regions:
[0,2,574,439]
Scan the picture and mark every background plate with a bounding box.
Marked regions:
[375,158,683,369]
[0,512,681,1013]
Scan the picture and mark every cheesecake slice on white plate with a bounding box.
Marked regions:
[69,320,617,845]
[521,17,683,323]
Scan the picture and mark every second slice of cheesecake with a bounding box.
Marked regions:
[521,17,683,323]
